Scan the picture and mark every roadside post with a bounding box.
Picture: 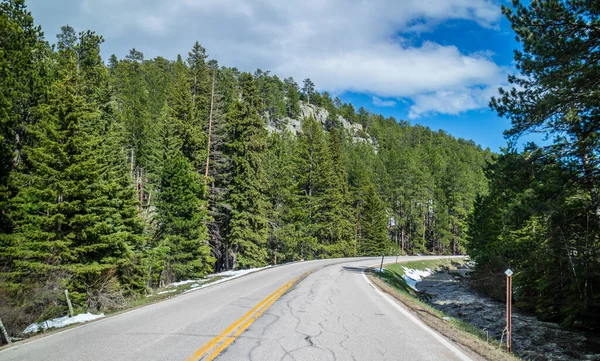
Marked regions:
[505,268,513,353]
[0,315,11,344]
[380,253,385,272]
[65,289,74,317]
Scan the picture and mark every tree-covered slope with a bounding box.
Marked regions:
[0,0,491,337]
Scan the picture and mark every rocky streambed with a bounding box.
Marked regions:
[417,267,600,361]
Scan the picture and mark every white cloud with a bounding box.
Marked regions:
[408,85,502,119]
[373,96,397,107]
[35,0,507,118]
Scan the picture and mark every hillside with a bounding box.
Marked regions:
[267,101,375,148]
[0,1,491,337]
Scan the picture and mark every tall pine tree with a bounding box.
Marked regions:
[224,73,269,268]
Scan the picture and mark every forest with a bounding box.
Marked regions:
[468,0,600,330]
[0,0,598,339]
[0,0,490,335]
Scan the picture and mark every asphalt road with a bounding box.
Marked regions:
[0,256,479,361]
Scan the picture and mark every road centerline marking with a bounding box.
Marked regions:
[184,273,308,361]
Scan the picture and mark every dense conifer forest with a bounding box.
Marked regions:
[0,0,490,333]
[0,0,598,338]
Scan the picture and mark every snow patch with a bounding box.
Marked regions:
[23,313,104,334]
[373,267,385,273]
[176,266,273,294]
[169,279,198,287]
[207,266,272,278]
[157,289,177,295]
[402,267,433,291]
[169,265,272,289]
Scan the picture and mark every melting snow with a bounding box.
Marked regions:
[402,267,433,291]
[169,279,198,287]
[23,313,104,334]
[163,266,272,294]
[207,266,272,278]
[157,289,177,295]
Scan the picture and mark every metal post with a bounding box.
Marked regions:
[505,268,513,353]
[380,253,384,272]
[65,289,74,317]
[0,316,11,344]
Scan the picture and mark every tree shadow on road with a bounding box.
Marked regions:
[340,266,370,274]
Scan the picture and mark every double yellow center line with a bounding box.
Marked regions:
[185,273,308,361]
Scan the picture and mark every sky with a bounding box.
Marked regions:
[25,0,531,151]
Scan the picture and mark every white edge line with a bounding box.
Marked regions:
[0,257,362,354]
[362,268,474,361]
[0,265,281,354]
[0,257,459,354]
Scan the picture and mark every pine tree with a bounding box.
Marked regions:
[358,184,389,256]
[225,73,269,268]
[0,0,50,235]
[316,127,355,257]
[0,52,139,315]
[302,78,315,103]
[293,116,330,259]
[283,77,301,118]
[168,57,206,170]
[113,48,154,168]
[187,41,211,120]
[486,0,600,327]
[265,132,300,264]
[151,106,213,283]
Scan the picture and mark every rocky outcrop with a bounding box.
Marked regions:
[299,102,329,126]
[265,101,375,149]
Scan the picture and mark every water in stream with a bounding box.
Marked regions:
[417,267,600,361]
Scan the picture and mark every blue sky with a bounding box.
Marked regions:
[26,0,529,151]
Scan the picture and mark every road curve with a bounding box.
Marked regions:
[0,256,478,361]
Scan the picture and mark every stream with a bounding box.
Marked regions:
[416,267,600,361]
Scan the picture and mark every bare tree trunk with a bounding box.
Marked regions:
[205,73,215,179]
[401,206,405,255]
[130,148,134,180]
[401,226,405,255]
[355,209,360,253]
[581,152,600,219]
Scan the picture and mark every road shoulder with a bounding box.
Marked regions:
[366,267,520,361]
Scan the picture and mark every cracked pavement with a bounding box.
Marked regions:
[217,259,476,361]
[0,256,477,361]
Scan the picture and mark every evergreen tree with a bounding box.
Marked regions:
[151,106,213,284]
[293,116,330,259]
[358,184,389,256]
[265,132,300,264]
[315,127,355,257]
[302,78,315,104]
[225,73,269,268]
[0,0,50,234]
[283,77,301,118]
[492,0,600,222]
[0,54,139,317]
[483,0,600,327]
[187,41,211,119]
[113,48,154,168]
[168,57,206,170]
